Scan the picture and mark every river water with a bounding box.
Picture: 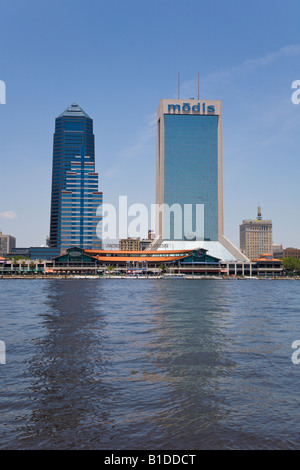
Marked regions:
[0,278,300,449]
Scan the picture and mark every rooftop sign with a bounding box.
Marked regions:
[168,102,215,113]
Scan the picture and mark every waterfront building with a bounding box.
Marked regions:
[154,98,247,262]
[283,247,300,259]
[240,207,272,260]
[49,103,102,251]
[0,247,283,277]
[222,254,283,277]
[250,254,282,277]
[0,231,16,256]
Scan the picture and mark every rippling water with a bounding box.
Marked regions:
[1,278,300,449]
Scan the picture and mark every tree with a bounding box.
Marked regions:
[282,257,300,275]
[29,261,36,272]
[159,264,168,273]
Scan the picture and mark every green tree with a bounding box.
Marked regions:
[159,264,167,273]
[282,257,300,274]
[29,261,36,272]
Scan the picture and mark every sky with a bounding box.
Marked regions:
[0,0,300,249]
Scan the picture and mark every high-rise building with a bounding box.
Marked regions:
[60,154,102,251]
[49,103,102,251]
[239,207,272,260]
[0,231,16,256]
[155,98,247,261]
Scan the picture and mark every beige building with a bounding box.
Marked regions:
[240,208,272,260]
[0,231,16,256]
[119,237,140,251]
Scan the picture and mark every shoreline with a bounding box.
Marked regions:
[0,275,299,280]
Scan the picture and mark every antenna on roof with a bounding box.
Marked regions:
[257,204,262,220]
[198,72,200,100]
[178,72,180,99]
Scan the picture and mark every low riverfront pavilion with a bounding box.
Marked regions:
[50,246,224,276]
[0,248,284,277]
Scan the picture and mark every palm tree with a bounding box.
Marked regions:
[159,264,167,274]
[29,261,36,272]
[107,265,114,275]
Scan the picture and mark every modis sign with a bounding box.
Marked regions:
[168,102,215,113]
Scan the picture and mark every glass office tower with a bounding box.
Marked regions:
[49,103,102,250]
[155,98,249,262]
[60,153,102,251]
[156,99,223,242]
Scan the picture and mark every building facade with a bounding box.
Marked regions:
[155,98,247,262]
[240,208,272,260]
[0,231,16,256]
[7,246,60,260]
[49,103,102,251]
[119,238,141,251]
[60,154,102,251]
[0,248,283,277]
[283,247,300,259]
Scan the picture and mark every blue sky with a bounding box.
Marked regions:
[0,0,300,249]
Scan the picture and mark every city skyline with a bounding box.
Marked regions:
[1,1,300,250]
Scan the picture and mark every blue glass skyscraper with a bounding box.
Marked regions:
[49,103,102,250]
[156,99,222,242]
[156,98,248,261]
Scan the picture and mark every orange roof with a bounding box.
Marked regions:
[85,249,194,256]
[96,255,188,263]
[252,254,282,262]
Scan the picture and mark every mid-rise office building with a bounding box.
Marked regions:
[119,237,141,251]
[154,98,247,261]
[0,231,16,256]
[240,207,272,260]
[49,103,102,251]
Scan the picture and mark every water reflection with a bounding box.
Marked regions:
[1,279,300,449]
[24,280,116,449]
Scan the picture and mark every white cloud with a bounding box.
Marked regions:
[180,44,300,97]
[0,210,17,219]
[118,112,156,160]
